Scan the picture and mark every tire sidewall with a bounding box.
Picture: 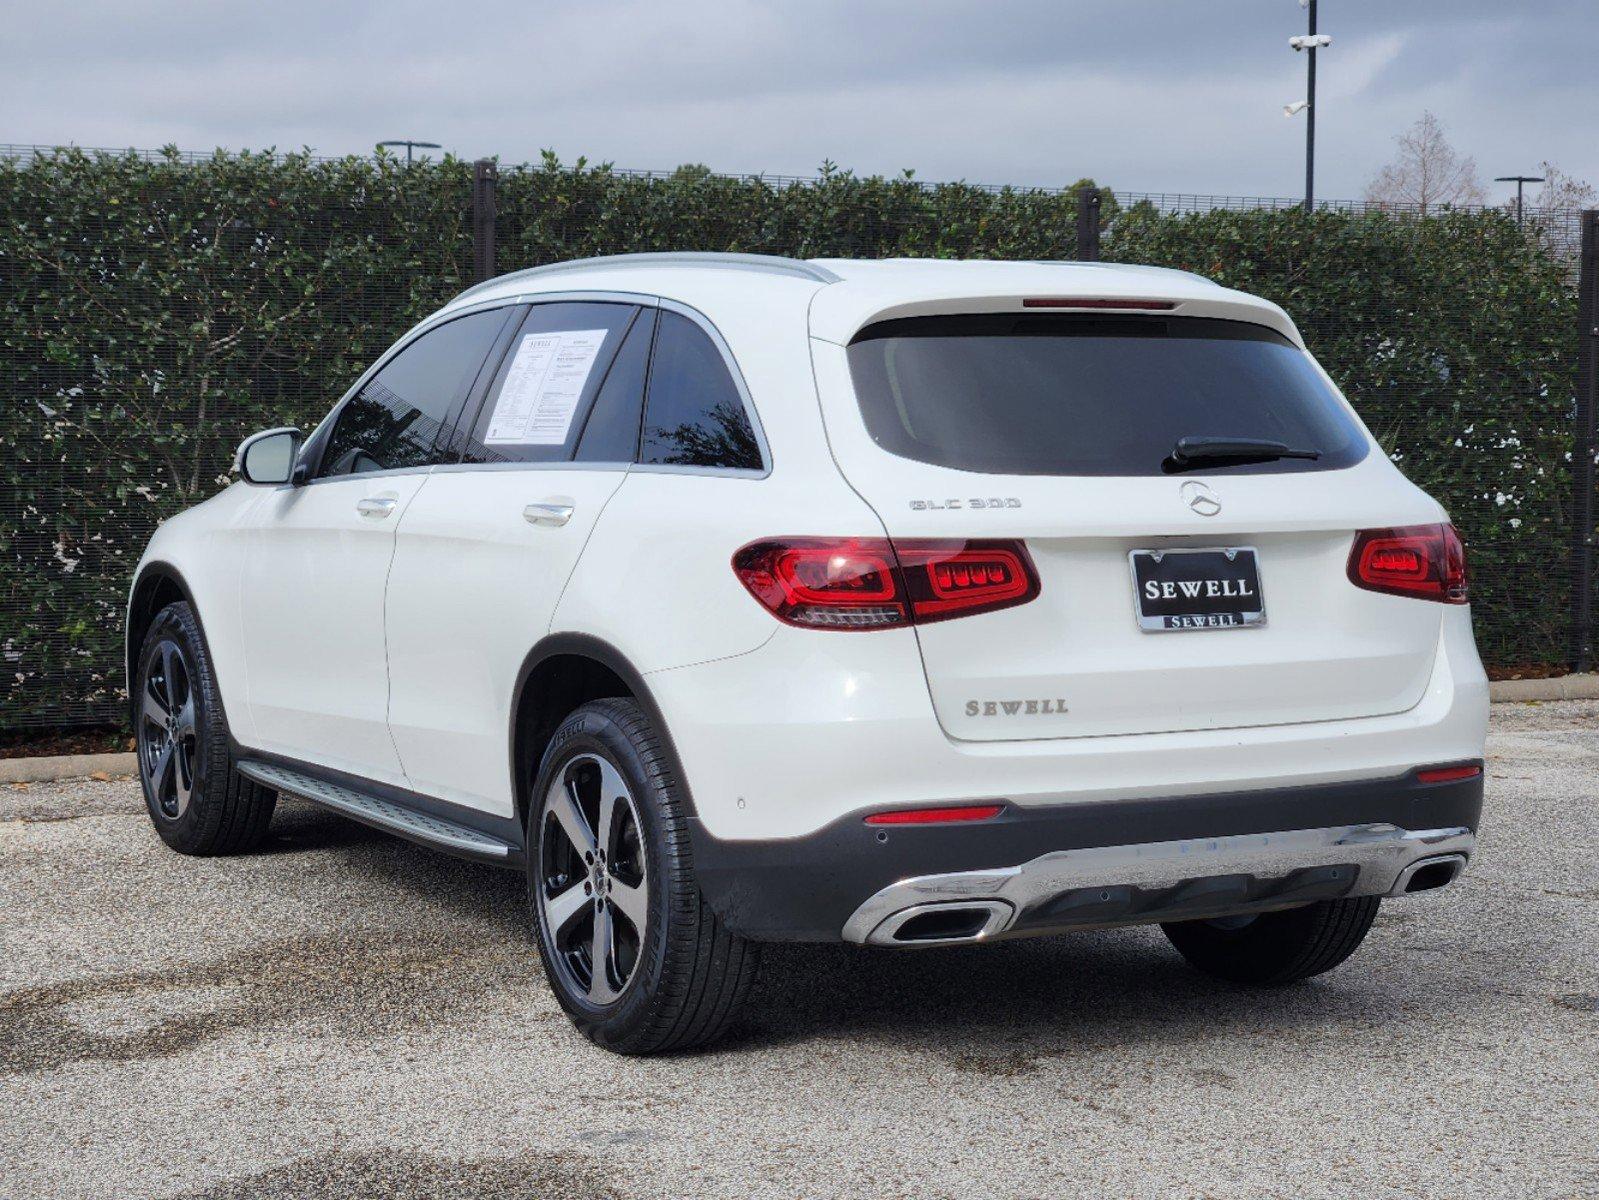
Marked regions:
[526,703,677,1048]
[136,603,223,852]
[1162,896,1379,985]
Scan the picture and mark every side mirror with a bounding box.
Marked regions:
[234,427,301,486]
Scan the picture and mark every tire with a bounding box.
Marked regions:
[526,697,758,1055]
[1160,896,1381,986]
[134,600,276,855]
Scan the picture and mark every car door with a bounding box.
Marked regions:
[383,299,650,815]
[238,305,512,783]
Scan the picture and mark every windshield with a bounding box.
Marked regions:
[845,314,1369,476]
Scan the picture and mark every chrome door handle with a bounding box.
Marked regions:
[356,496,398,518]
[523,501,575,528]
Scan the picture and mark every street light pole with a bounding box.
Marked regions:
[1284,3,1330,212]
[377,139,443,167]
[1494,175,1545,227]
[1304,0,1316,211]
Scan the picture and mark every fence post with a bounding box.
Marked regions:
[472,158,497,283]
[1573,210,1599,673]
[1076,188,1102,262]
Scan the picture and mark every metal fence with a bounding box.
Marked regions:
[1,145,1594,729]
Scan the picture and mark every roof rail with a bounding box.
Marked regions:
[451,252,841,304]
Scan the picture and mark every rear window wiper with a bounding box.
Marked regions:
[1164,435,1321,472]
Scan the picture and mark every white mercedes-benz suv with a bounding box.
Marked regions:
[128,253,1488,1054]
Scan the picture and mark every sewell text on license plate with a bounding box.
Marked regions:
[1129,547,1266,632]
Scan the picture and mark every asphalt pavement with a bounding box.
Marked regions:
[3,701,1596,1199]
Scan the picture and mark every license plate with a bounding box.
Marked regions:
[1129,547,1265,632]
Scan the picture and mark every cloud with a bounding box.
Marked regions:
[1,0,1593,202]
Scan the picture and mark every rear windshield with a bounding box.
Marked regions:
[845,314,1368,476]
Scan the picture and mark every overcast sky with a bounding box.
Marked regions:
[3,1,1593,203]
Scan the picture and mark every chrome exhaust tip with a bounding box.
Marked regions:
[1388,853,1467,897]
[867,900,1012,946]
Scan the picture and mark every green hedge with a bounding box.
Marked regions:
[0,148,1585,727]
[1108,203,1582,670]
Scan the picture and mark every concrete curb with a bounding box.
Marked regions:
[1488,673,1599,703]
[0,751,137,784]
[1,677,1594,784]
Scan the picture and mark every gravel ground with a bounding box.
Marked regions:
[3,703,1596,1200]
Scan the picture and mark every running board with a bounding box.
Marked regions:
[236,759,514,861]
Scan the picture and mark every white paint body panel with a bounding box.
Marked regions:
[805,258,1305,346]
[652,606,1487,841]
[551,278,883,673]
[133,484,265,746]
[384,466,627,815]
[239,472,428,785]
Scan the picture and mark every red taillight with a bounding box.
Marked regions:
[730,539,905,629]
[1415,764,1482,784]
[895,540,1039,623]
[864,804,1005,825]
[1347,524,1468,604]
[732,538,1040,630]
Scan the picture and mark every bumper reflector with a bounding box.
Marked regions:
[1415,764,1482,784]
[864,804,1005,826]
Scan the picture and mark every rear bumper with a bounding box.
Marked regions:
[689,769,1483,941]
[649,607,1489,845]
[844,823,1472,946]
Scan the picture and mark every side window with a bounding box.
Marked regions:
[639,311,763,470]
[320,308,508,477]
[459,302,637,465]
[574,308,656,463]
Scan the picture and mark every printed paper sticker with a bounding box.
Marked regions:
[484,329,609,445]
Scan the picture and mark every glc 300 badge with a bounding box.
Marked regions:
[965,698,1068,716]
[910,498,1022,511]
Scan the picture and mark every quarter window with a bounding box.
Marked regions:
[321,308,508,477]
[639,311,762,471]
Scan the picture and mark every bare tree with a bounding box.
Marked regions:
[1533,161,1597,211]
[1365,112,1487,212]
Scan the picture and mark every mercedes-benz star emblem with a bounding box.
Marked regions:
[1179,480,1222,517]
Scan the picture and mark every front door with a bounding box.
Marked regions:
[240,473,429,782]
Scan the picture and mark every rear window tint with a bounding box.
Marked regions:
[845,314,1368,477]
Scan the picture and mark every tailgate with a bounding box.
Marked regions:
[807,316,1446,742]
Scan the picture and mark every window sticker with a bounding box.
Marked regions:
[484,329,609,445]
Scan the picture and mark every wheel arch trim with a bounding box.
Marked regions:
[509,633,705,835]
[126,561,232,732]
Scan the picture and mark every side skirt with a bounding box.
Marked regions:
[234,752,525,868]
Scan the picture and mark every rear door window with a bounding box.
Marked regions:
[639,311,763,471]
[575,308,656,463]
[459,301,638,465]
[320,307,511,476]
[845,314,1367,476]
